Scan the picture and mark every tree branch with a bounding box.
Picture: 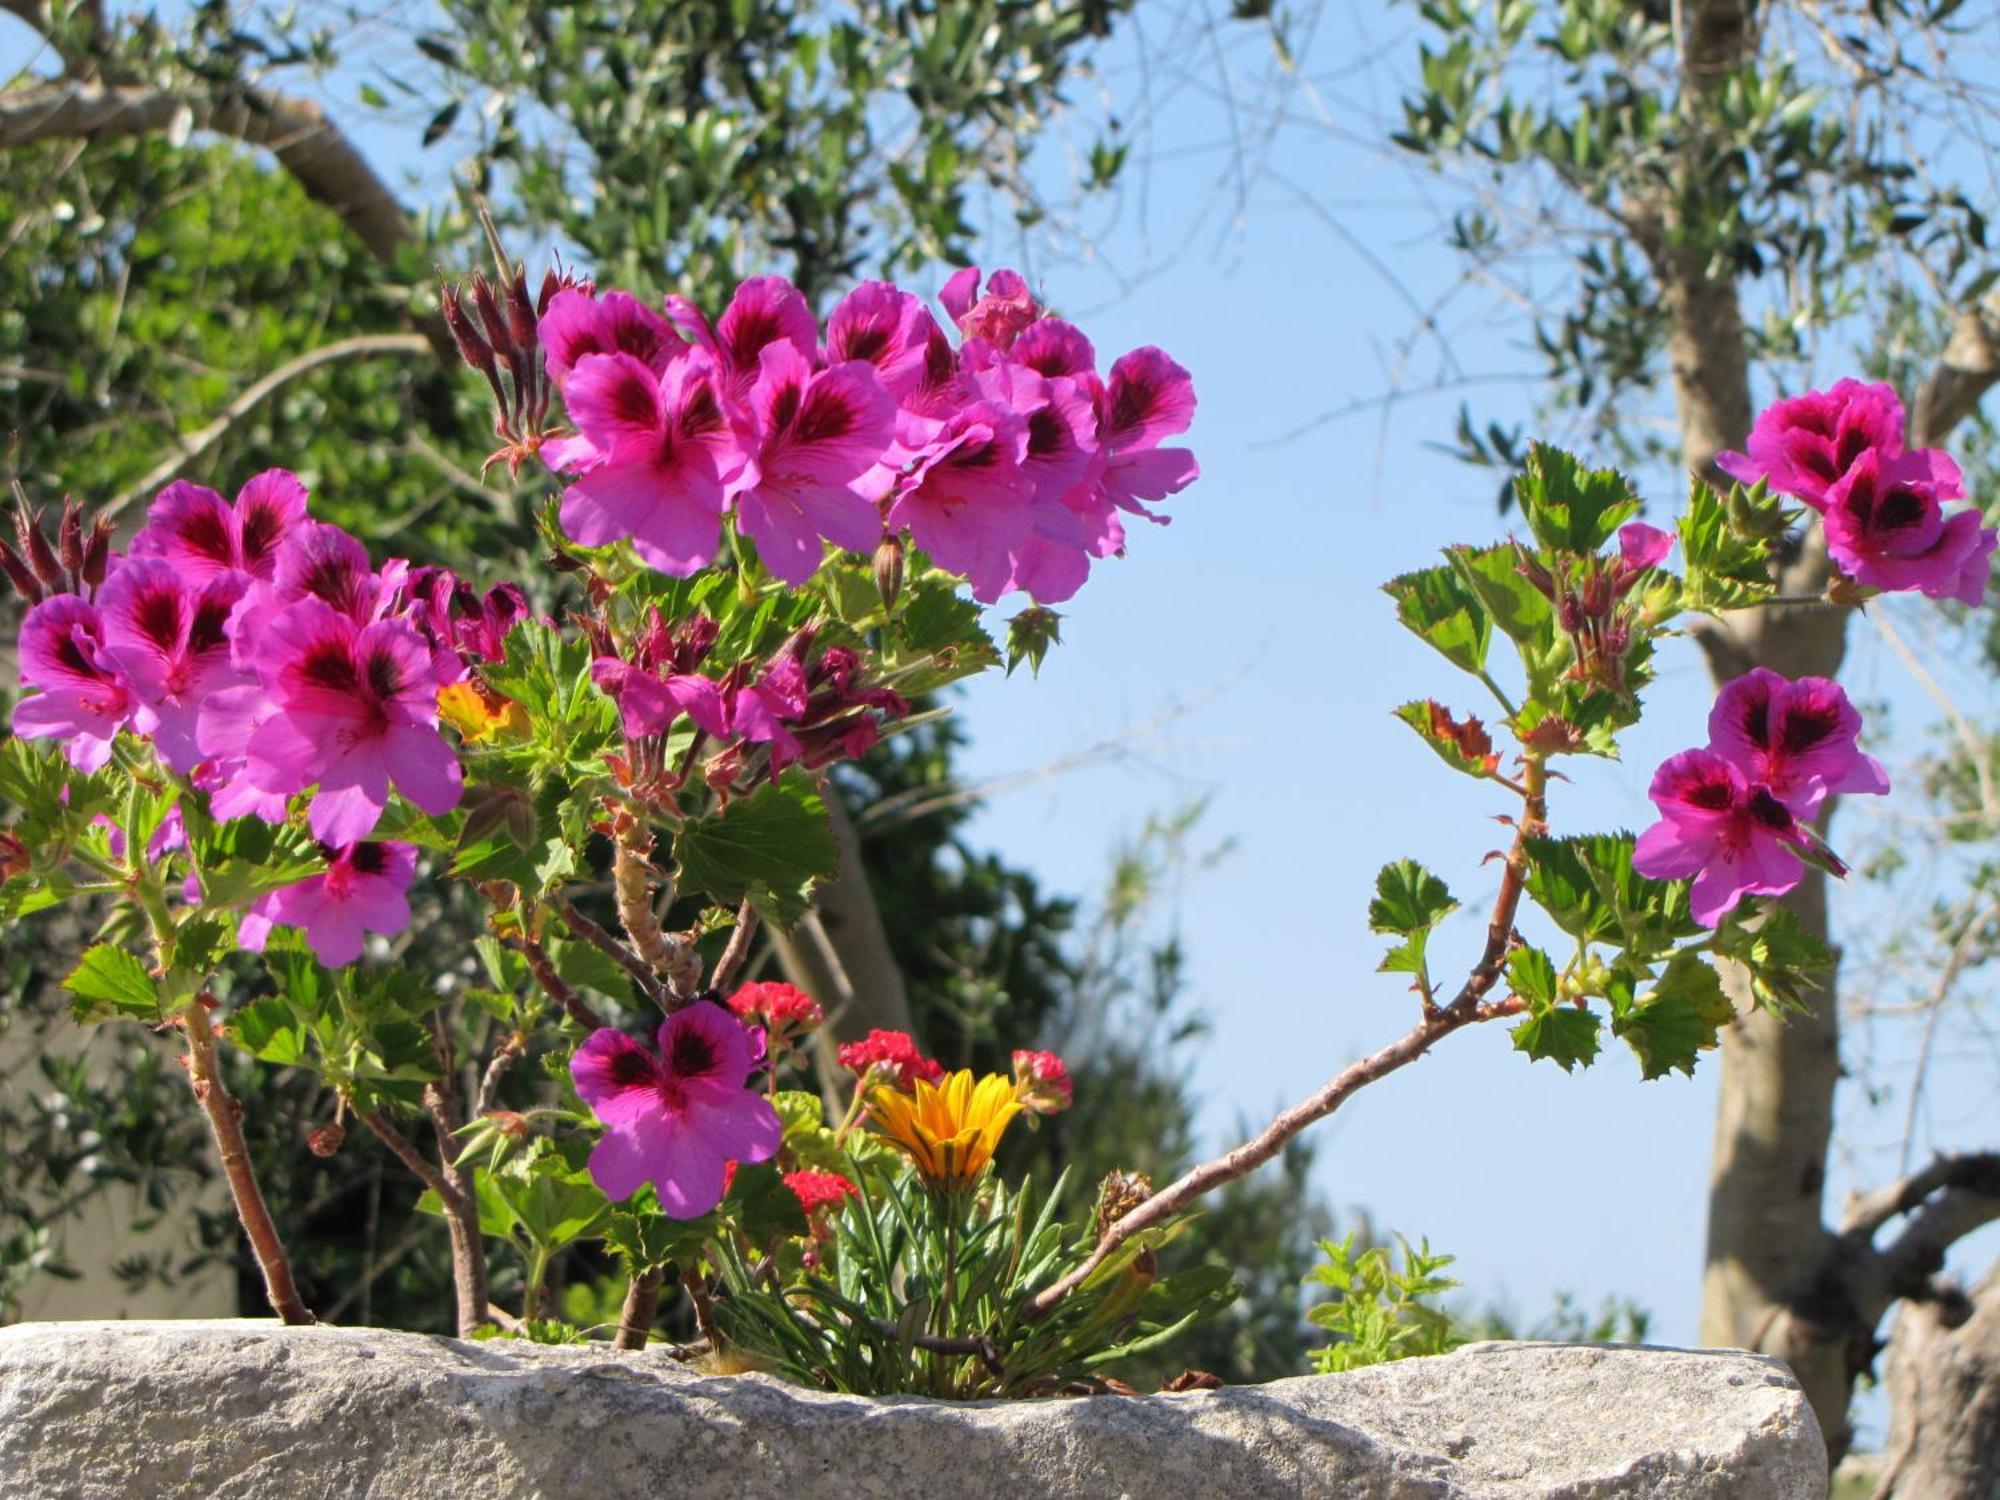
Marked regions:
[1911,287,2000,449]
[1842,1152,2000,1240]
[101,333,433,516]
[549,894,667,1007]
[708,898,759,994]
[0,79,454,362]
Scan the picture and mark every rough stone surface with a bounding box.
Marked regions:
[0,1321,1826,1499]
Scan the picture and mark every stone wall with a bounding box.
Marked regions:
[0,1320,1827,1498]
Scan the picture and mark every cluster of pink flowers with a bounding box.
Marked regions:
[538,266,1197,603]
[1634,669,1888,925]
[1011,1048,1074,1116]
[1719,379,1995,605]
[11,472,525,963]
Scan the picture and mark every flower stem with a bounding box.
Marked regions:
[614,1266,665,1350]
[180,1000,314,1325]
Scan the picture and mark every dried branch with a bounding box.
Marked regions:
[102,333,432,517]
[352,1107,456,1206]
[504,931,610,1032]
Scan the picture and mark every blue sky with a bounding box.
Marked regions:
[7,0,1995,1430]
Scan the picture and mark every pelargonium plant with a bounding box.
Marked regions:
[0,237,1984,1397]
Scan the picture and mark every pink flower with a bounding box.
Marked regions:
[558,349,747,576]
[835,1028,944,1090]
[129,470,308,582]
[1093,346,1198,524]
[1707,668,1888,816]
[728,655,810,769]
[668,275,818,399]
[12,595,134,771]
[731,343,894,585]
[940,266,1039,350]
[591,657,728,740]
[824,281,939,399]
[1011,1048,1074,1115]
[538,288,685,390]
[1821,449,1994,605]
[238,841,417,966]
[95,560,249,773]
[1615,521,1674,582]
[1632,748,1812,926]
[1717,379,1909,509]
[885,400,1033,586]
[569,1003,783,1217]
[242,599,462,845]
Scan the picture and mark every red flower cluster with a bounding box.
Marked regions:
[784,1169,859,1217]
[835,1028,944,1090]
[727,980,824,1043]
[1011,1049,1074,1115]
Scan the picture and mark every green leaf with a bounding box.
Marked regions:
[229,995,311,1065]
[64,944,162,1023]
[1394,700,1500,779]
[1446,542,1553,647]
[673,770,837,927]
[1369,860,1457,979]
[194,819,325,908]
[1509,1004,1601,1071]
[1505,947,1559,1005]
[1005,607,1063,678]
[1523,833,1699,951]
[1714,906,1832,1013]
[1512,442,1639,553]
[1678,478,1775,612]
[1383,564,1490,676]
[1610,952,1733,1080]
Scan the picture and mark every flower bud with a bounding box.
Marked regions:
[58,497,83,575]
[1011,1048,1074,1116]
[82,517,112,589]
[0,535,42,602]
[16,504,62,589]
[306,1123,346,1158]
[873,535,905,609]
[441,285,496,376]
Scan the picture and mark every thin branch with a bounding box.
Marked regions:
[180,1004,313,1324]
[352,1107,455,1205]
[504,931,610,1032]
[1026,759,1546,1321]
[549,894,667,1007]
[708,899,759,994]
[102,333,432,516]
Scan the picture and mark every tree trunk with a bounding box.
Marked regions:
[1874,1261,2000,1499]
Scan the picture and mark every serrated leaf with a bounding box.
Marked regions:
[1610,952,1733,1079]
[1524,833,1699,951]
[1394,700,1501,778]
[1505,947,1559,1005]
[1678,478,1775,611]
[1714,905,1832,1014]
[229,995,310,1065]
[64,945,161,1023]
[1447,542,1554,646]
[1512,441,1639,553]
[1509,1005,1602,1071]
[1369,860,1456,980]
[673,771,836,927]
[1383,564,1490,675]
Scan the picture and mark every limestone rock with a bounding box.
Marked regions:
[0,1321,1826,1498]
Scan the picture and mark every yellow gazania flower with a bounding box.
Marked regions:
[869,1069,1022,1191]
[437,680,529,743]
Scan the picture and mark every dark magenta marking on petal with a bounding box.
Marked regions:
[606,1046,658,1089]
[1778,703,1841,755]
[178,505,237,566]
[667,1025,719,1081]
[300,642,360,693]
[1684,777,1735,812]
[239,503,286,565]
[133,587,184,650]
[1747,787,1794,830]
[347,843,389,876]
[364,648,403,701]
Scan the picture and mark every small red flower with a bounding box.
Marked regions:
[836,1028,944,1090]
[727,980,824,1038]
[784,1169,859,1217]
[1011,1048,1074,1115]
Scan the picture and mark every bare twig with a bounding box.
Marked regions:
[102,334,432,516]
[424,1015,492,1337]
[708,898,759,994]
